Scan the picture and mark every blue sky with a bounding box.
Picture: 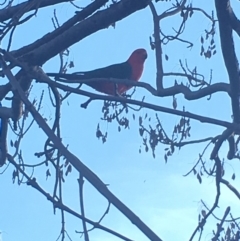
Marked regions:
[0,0,240,241]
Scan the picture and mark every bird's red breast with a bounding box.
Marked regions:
[116,48,147,94]
[95,48,147,95]
[127,48,147,81]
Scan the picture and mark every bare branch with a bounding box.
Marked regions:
[221,179,240,200]
[34,69,235,130]
[215,0,240,123]
[10,0,109,58]
[78,174,89,241]
[13,0,150,65]
[0,0,77,22]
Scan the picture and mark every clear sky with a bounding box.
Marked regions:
[0,1,239,241]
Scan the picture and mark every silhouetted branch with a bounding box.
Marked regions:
[78,174,89,241]
[215,0,240,123]
[48,73,230,99]
[189,155,222,241]
[221,179,240,200]
[10,0,109,58]
[228,2,240,37]
[0,0,77,22]
[210,128,233,159]
[13,0,150,65]
[32,68,235,130]
[212,206,230,241]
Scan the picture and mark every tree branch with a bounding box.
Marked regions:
[14,0,150,65]
[10,0,109,58]
[215,0,240,123]
[0,0,76,22]
[34,68,236,130]
[47,73,231,99]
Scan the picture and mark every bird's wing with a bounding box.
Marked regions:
[47,62,133,95]
[73,61,132,79]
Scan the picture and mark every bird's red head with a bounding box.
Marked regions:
[128,49,148,64]
[127,48,147,81]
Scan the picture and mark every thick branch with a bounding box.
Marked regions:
[210,128,233,159]
[149,2,163,89]
[0,0,75,22]
[215,0,240,123]
[48,75,230,99]
[14,0,150,66]
[36,70,236,130]
[10,0,109,58]
[228,4,240,37]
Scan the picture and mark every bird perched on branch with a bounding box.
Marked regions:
[47,49,147,95]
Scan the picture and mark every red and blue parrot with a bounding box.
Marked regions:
[47,49,147,95]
